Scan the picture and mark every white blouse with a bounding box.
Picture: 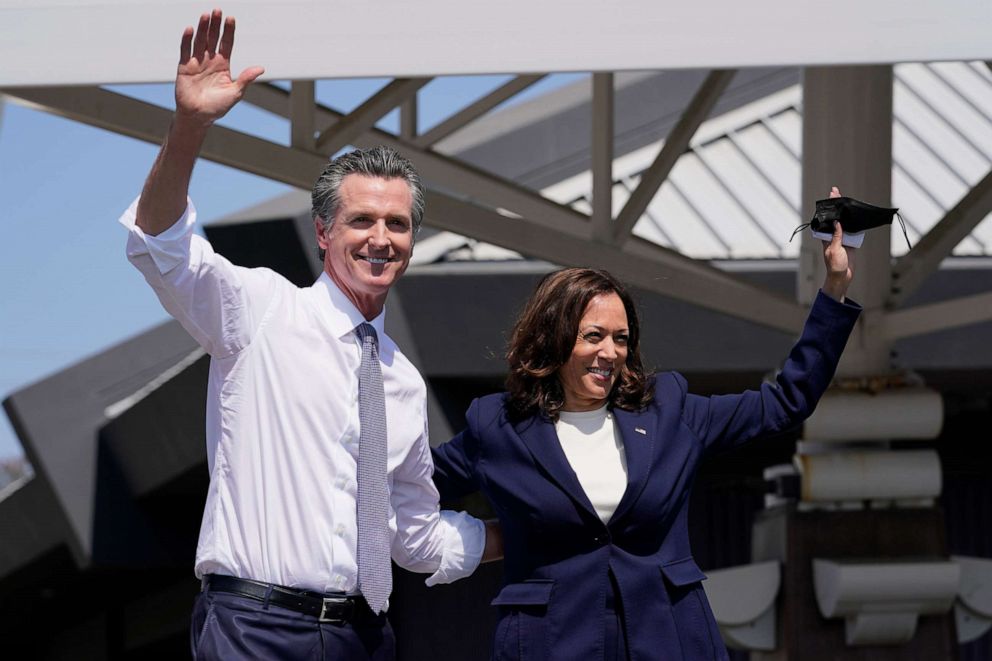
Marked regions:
[556,406,628,523]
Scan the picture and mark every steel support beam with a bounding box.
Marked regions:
[400,97,418,140]
[890,168,992,307]
[591,73,614,242]
[243,82,592,238]
[1,86,326,186]
[883,291,992,341]
[314,77,430,155]
[425,191,806,332]
[4,83,805,333]
[612,69,735,245]
[290,81,315,150]
[414,74,545,148]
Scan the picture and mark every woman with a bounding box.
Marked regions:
[432,198,860,661]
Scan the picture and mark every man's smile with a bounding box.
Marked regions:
[356,255,396,265]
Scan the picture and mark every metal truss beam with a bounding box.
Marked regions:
[414,74,545,148]
[591,73,614,242]
[315,77,430,154]
[244,84,798,326]
[290,81,315,150]
[883,290,992,340]
[243,82,591,238]
[2,86,326,186]
[890,168,992,307]
[425,191,806,332]
[613,69,736,245]
[400,97,418,140]
[4,83,806,333]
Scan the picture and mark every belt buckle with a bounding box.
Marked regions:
[318,596,353,624]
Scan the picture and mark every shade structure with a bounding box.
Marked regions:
[2,0,991,87]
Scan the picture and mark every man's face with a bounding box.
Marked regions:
[316,174,415,318]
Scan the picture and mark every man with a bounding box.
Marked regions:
[121,9,493,660]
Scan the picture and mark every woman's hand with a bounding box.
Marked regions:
[821,186,856,302]
[481,519,504,563]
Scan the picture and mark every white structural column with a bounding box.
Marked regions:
[591,73,614,242]
[801,66,894,376]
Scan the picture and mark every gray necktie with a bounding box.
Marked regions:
[354,322,392,613]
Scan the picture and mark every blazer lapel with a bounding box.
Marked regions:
[513,415,598,520]
[609,407,657,525]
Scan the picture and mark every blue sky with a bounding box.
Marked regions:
[0,74,580,459]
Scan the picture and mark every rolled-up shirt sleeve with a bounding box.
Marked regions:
[120,196,275,358]
[424,510,486,586]
[389,418,485,585]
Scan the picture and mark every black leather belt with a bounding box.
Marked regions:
[203,574,379,624]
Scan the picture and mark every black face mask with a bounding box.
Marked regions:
[790,196,912,249]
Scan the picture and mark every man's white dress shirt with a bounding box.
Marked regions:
[121,198,484,596]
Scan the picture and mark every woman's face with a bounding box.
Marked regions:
[558,292,630,412]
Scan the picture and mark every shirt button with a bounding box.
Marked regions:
[335,524,346,535]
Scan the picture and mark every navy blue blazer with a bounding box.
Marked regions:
[432,292,861,661]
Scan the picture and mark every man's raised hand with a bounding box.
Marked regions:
[134,9,264,234]
[176,9,264,129]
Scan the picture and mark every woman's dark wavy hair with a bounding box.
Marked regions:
[505,268,654,421]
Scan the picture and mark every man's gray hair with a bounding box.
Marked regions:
[311,145,426,235]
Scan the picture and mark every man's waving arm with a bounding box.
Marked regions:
[123,9,272,358]
[136,9,263,235]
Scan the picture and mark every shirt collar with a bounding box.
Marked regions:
[312,271,387,342]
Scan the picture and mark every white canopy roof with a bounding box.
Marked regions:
[3,0,990,87]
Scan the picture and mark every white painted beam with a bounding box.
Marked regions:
[2,2,990,86]
[890,169,992,307]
